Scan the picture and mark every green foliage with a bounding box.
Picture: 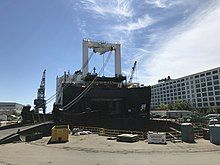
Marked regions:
[167,100,194,110]
[157,103,169,110]
[206,106,218,114]
[157,100,197,111]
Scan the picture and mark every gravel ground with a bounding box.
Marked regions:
[0,134,220,165]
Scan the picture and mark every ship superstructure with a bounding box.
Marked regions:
[54,39,151,129]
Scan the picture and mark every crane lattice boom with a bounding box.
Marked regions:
[128,61,137,83]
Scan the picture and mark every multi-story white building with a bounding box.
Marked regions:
[151,67,220,110]
[0,102,24,115]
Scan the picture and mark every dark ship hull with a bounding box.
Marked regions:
[53,84,151,130]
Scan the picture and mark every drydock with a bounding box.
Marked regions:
[53,39,151,130]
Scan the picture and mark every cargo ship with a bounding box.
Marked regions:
[53,39,151,130]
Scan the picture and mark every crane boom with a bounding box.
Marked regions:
[34,69,46,114]
[128,61,137,83]
[37,69,46,99]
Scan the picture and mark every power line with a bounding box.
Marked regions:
[63,51,112,111]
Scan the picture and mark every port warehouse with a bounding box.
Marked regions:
[151,67,220,110]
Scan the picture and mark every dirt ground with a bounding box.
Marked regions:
[0,134,220,165]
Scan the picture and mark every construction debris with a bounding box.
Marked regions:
[117,134,139,143]
[72,128,92,136]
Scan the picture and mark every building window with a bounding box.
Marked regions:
[196,89,201,93]
[198,103,202,107]
[214,80,219,85]
[203,98,208,102]
[196,84,200,88]
[213,75,218,80]
[208,87,213,91]
[215,91,220,95]
[206,72,211,75]
[214,86,220,90]
[197,98,202,102]
[195,80,200,83]
[216,102,220,106]
[182,91,186,95]
[203,103,208,107]
[210,102,215,106]
[202,88,206,92]
[207,77,212,81]
[195,75,199,78]
[212,70,218,74]
[201,78,205,82]
[197,93,201,97]
[201,83,206,87]
[209,97,214,101]
[208,92,214,96]
[216,96,220,100]
[200,74,205,77]
[207,82,212,86]
[202,93,207,97]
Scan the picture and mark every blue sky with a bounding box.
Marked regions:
[0,0,220,112]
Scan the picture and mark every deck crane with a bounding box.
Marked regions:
[34,69,46,114]
[128,61,137,84]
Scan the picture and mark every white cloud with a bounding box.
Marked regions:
[145,0,184,8]
[141,4,220,85]
[80,0,133,18]
[74,0,219,87]
[113,14,154,31]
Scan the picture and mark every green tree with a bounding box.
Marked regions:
[157,103,169,110]
[206,107,218,114]
[168,101,194,110]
